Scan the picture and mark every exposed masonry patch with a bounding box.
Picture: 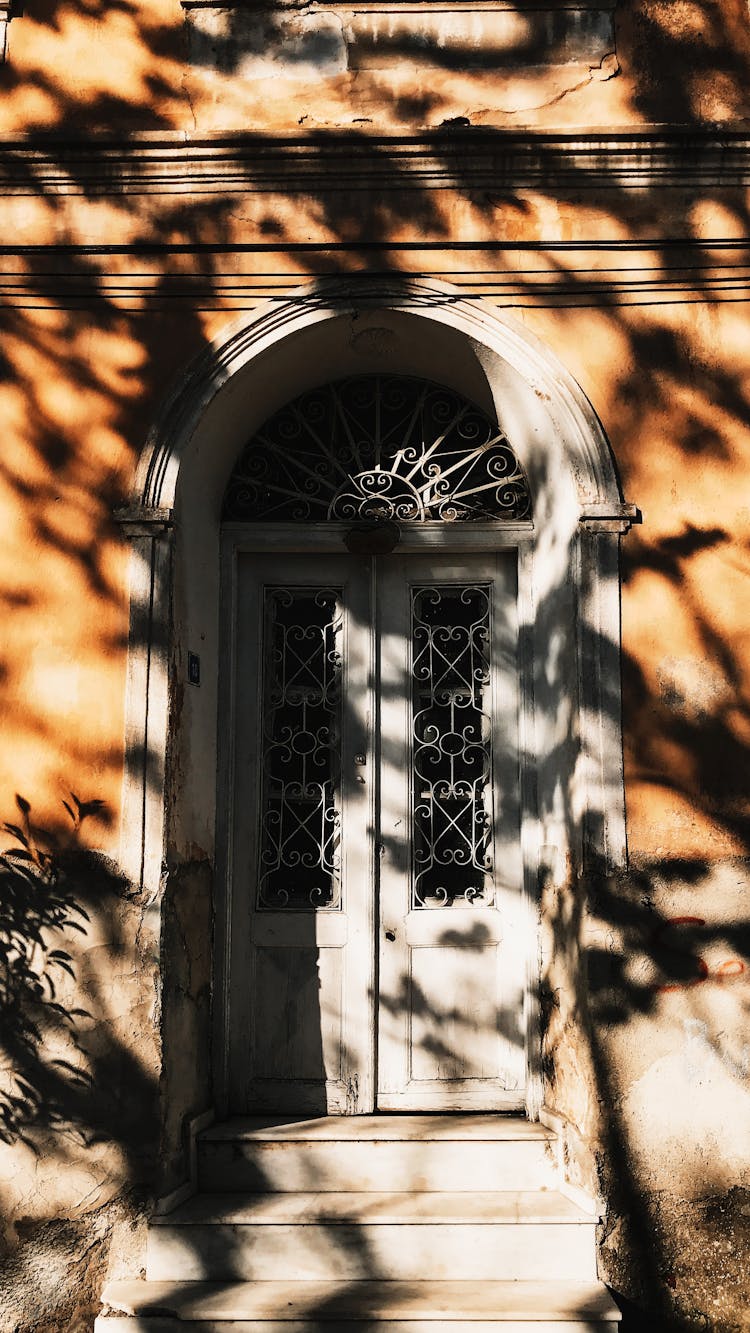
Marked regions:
[186,7,348,81]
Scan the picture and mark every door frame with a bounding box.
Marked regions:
[218,521,539,1113]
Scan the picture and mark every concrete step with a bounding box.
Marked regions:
[97,1278,622,1331]
[147,1190,597,1282]
[197,1116,558,1194]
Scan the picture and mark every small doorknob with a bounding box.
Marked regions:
[385,929,396,943]
[354,754,366,766]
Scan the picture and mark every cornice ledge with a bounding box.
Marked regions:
[0,126,747,147]
[1,128,748,198]
[324,124,739,143]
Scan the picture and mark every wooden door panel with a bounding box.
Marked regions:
[253,944,343,1083]
[377,553,525,1110]
[409,941,501,1081]
[229,554,375,1114]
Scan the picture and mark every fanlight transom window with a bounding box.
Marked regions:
[223,376,532,523]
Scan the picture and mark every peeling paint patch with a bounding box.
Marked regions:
[184,3,616,80]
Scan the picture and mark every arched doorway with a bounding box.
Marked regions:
[118,283,634,1139]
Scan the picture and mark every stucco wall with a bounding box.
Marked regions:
[0,1,749,1329]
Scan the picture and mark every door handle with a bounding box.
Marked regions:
[385,929,396,943]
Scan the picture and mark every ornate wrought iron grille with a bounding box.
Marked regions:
[411,584,494,908]
[223,376,531,523]
[257,587,343,910]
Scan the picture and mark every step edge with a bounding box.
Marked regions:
[97,1321,622,1330]
[151,1192,597,1228]
[199,1134,557,1145]
[98,1318,622,1330]
[151,1214,599,1228]
[101,1278,622,1320]
[199,1121,556,1146]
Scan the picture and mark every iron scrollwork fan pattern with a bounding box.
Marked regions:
[223,376,532,524]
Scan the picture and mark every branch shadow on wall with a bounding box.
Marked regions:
[0,0,749,1329]
[538,529,750,1331]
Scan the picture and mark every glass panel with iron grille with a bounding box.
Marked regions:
[257,587,343,910]
[411,583,494,908]
[223,376,531,523]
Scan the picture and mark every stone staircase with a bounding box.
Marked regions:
[97,1115,621,1332]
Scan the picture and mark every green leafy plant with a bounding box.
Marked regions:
[0,794,103,1144]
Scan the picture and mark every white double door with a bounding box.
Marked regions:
[227,549,526,1114]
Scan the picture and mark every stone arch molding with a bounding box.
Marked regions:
[133,279,623,518]
[117,282,635,1073]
